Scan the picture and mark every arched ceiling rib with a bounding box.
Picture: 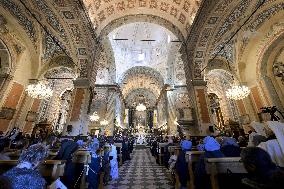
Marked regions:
[125,88,157,108]
[120,66,164,99]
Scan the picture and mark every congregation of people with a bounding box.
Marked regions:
[150,121,284,189]
[0,128,135,189]
[0,121,284,189]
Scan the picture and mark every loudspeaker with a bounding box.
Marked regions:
[209,126,214,133]
[67,125,72,133]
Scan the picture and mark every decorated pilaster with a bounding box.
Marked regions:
[63,79,90,136]
[193,80,212,135]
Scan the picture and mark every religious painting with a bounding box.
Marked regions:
[0,107,16,120]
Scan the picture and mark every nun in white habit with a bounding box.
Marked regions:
[258,121,284,168]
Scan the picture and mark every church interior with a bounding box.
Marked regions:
[0,0,284,189]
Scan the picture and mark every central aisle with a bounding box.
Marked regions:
[106,146,174,189]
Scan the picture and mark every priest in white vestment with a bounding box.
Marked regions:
[109,142,119,180]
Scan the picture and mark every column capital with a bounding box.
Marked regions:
[192,80,207,87]
[73,78,90,88]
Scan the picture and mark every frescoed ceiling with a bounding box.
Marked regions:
[82,0,202,37]
[109,22,178,82]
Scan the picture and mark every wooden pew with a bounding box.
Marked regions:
[0,160,66,180]
[168,146,181,153]
[205,157,247,189]
[186,151,204,189]
[72,149,91,189]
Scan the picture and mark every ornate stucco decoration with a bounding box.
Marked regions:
[83,0,202,37]
[273,61,284,84]
[0,0,38,44]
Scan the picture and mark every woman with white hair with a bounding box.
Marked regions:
[0,143,48,189]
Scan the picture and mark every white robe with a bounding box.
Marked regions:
[258,121,284,168]
[109,144,119,180]
[258,139,284,167]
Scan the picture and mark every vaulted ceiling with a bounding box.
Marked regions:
[82,0,202,37]
[109,22,177,82]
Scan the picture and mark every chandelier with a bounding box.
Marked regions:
[25,80,53,99]
[100,119,109,126]
[136,103,146,111]
[90,112,100,122]
[226,85,251,100]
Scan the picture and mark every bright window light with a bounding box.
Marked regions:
[138,53,145,61]
[167,35,171,43]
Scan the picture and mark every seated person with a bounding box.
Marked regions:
[168,150,177,174]
[122,137,131,162]
[238,135,248,147]
[0,139,10,160]
[221,137,241,157]
[102,144,111,185]
[194,136,224,189]
[258,121,284,168]
[203,136,224,158]
[176,139,192,189]
[248,123,267,147]
[54,138,79,188]
[180,138,192,152]
[164,138,174,168]
[88,142,101,189]
[241,147,284,189]
[176,148,189,189]
[0,143,47,189]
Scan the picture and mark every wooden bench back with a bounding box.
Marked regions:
[205,157,247,174]
[158,143,167,154]
[205,157,247,189]
[72,150,91,164]
[0,160,66,181]
[168,146,180,153]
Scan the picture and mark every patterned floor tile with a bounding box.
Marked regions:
[106,147,174,189]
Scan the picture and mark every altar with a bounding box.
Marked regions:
[136,124,147,144]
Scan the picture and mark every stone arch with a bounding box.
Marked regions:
[205,58,234,75]
[99,14,184,41]
[120,66,164,85]
[0,38,12,74]
[125,88,157,108]
[0,38,12,99]
[120,66,164,98]
[37,66,76,130]
[258,32,284,109]
[38,55,77,79]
